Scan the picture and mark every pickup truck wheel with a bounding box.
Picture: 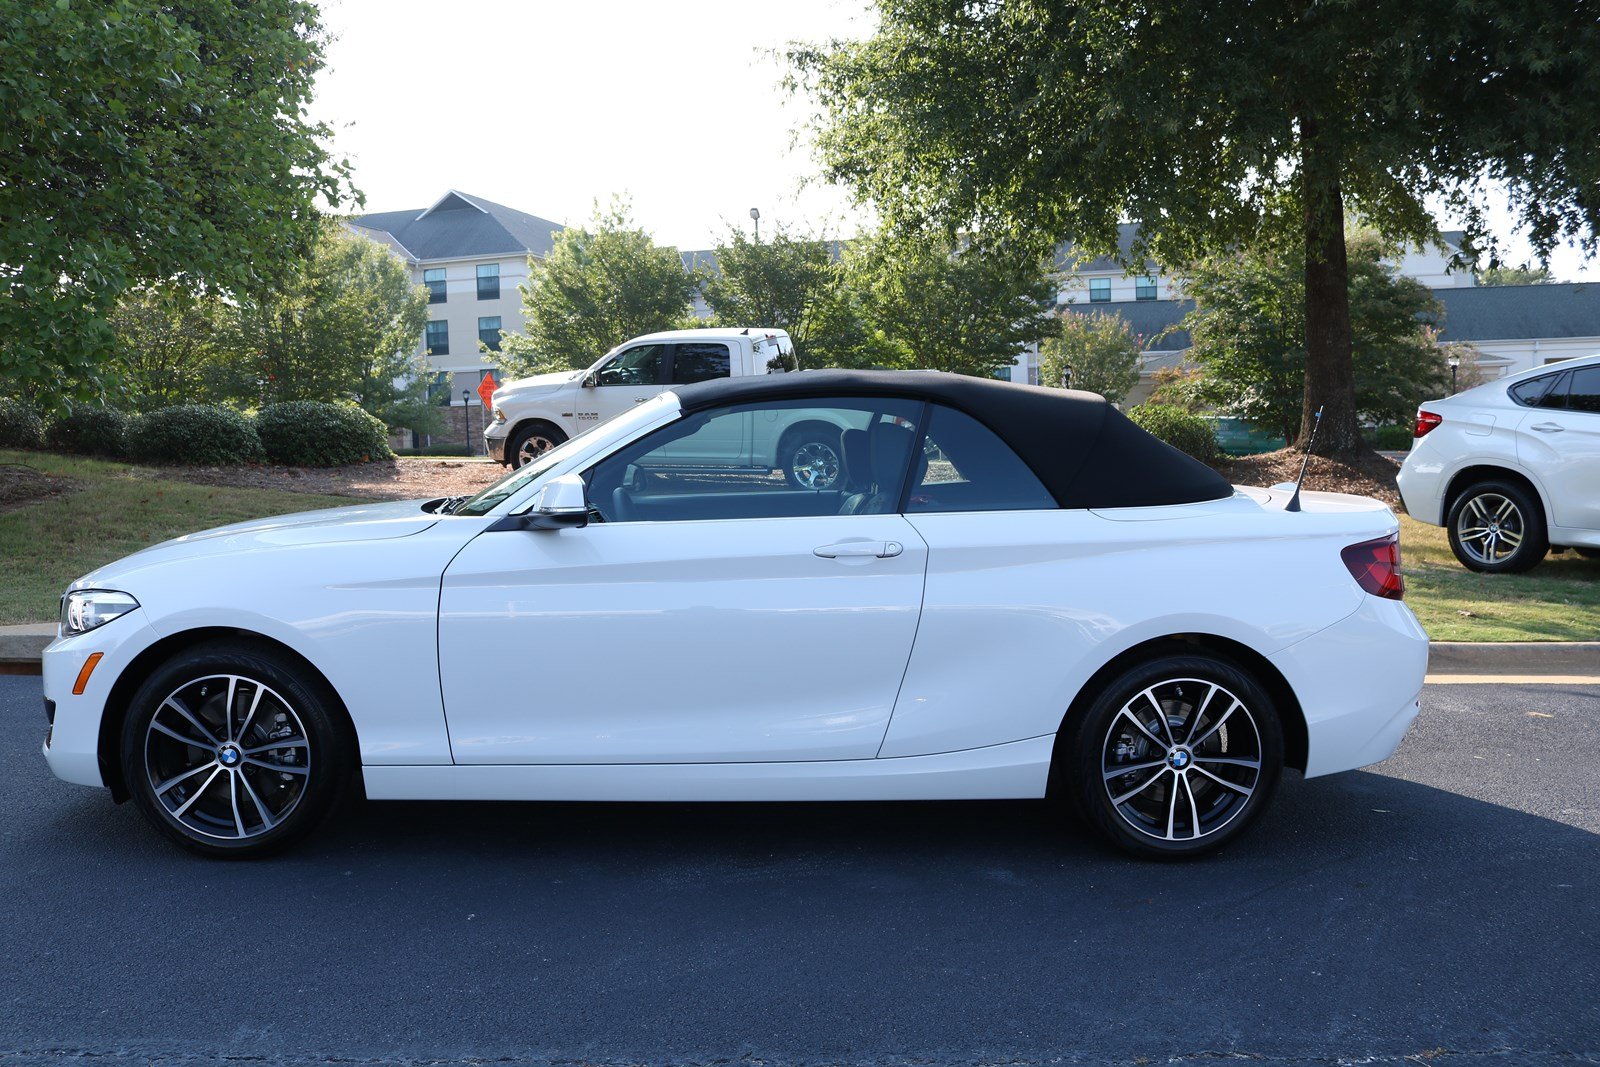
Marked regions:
[509,423,567,470]
[782,431,844,490]
[1446,480,1547,573]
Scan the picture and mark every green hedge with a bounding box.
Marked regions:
[395,444,473,457]
[0,397,45,449]
[1367,424,1414,451]
[1127,403,1222,464]
[255,400,394,467]
[127,405,264,466]
[44,404,129,457]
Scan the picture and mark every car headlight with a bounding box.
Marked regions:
[61,590,140,636]
[492,407,506,424]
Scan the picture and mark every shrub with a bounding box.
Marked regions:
[395,444,473,457]
[44,404,129,457]
[1367,424,1414,451]
[255,400,394,467]
[0,397,45,449]
[1126,403,1222,464]
[127,405,264,466]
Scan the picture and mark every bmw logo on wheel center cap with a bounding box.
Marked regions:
[1168,747,1192,770]
[218,743,242,767]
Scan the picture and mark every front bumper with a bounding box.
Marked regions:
[484,428,508,465]
[41,608,159,789]
[1269,595,1429,778]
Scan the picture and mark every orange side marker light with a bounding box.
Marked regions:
[72,652,104,695]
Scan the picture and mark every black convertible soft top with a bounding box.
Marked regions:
[673,370,1233,510]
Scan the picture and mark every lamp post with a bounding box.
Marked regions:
[749,206,761,242]
[461,390,473,454]
[1447,353,1460,395]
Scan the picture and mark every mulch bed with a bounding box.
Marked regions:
[1214,448,1403,507]
[123,456,507,502]
[0,463,76,512]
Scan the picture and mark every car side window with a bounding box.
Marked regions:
[670,342,732,385]
[585,397,920,523]
[1567,366,1600,413]
[907,405,1056,513]
[1509,375,1557,407]
[594,344,667,387]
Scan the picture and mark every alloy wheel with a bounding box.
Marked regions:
[1454,492,1525,566]
[1101,678,1263,842]
[143,674,312,841]
[517,434,557,468]
[789,441,841,490]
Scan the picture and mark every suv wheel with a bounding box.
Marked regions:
[1446,480,1548,573]
[509,423,567,469]
[781,430,844,490]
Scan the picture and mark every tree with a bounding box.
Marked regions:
[844,228,1060,378]
[1181,232,1448,442]
[223,226,436,432]
[792,0,1600,450]
[0,0,355,406]
[1480,263,1558,286]
[496,200,696,376]
[107,285,231,411]
[1039,312,1143,403]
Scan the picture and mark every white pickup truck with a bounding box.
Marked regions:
[486,328,851,490]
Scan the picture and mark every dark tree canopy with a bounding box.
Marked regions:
[793,0,1600,450]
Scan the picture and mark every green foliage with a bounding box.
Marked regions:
[1126,405,1222,465]
[1367,424,1417,450]
[255,401,393,467]
[0,0,356,407]
[843,229,1060,377]
[126,406,264,466]
[497,199,697,376]
[107,285,232,411]
[395,444,473,457]
[1479,263,1558,286]
[792,0,1600,448]
[44,405,129,457]
[0,398,45,449]
[1181,232,1448,442]
[221,225,437,433]
[1039,312,1143,403]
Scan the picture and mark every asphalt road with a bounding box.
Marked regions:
[2,676,1596,1067]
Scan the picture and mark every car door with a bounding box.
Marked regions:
[583,342,669,428]
[437,395,929,765]
[1519,365,1600,531]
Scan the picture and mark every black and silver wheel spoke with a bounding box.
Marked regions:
[1102,677,1263,843]
[144,674,312,842]
[1458,493,1524,565]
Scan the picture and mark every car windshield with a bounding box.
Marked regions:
[450,398,678,517]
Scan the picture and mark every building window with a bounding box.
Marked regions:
[478,316,502,352]
[476,263,500,301]
[1089,278,1111,302]
[1135,276,1158,301]
[424,268,447,304]
[426,320,450,356]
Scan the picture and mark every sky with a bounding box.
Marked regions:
[313,0,1595,279]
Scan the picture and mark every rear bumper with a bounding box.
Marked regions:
[1270,596,1429,778]
[1395,459,1444,526]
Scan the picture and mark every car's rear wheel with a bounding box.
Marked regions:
[1446,480,1548,573]
[120,642,352,858]
[509,422,567,470]
[1064,655,1283,860]
[780,428,844,490]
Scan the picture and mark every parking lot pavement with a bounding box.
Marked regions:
[2,677,1596,1067]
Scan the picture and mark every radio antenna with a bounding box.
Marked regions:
[1284,405,1324,514]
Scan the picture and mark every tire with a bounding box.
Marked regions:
[780,428,844,490]
[1445,479,1548,573]
[1062,654,1284,860]
[120,641,353,858]
[508,421,567,470]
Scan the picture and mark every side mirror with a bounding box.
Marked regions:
[492,473,589,531]
[581,373,598,388]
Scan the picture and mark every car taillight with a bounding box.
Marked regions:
[1342,535,1405,600]
[1414,410,1442,438]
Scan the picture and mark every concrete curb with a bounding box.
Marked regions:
[1,621,1594,677]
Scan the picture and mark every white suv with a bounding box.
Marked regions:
[1397,353,1600,572]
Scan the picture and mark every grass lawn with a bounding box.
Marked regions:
[0,450,361,625]
[1400,514,1600,641]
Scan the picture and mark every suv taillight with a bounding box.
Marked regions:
[1414,410,1442,438]
[1342,535,1404,600]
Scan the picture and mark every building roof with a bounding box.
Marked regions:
[1435,284,1600,342]
[1059,299,1195,351]
[349,190,564,262]
[672,369,1232,509]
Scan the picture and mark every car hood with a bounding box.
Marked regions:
[494,370,582,402]
[71,499,444,589]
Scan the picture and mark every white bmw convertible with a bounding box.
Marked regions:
[42,372,1428,858]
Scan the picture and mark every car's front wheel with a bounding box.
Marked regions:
[120,641,352,858]
[1063,655,1284,860]
[1446,480,1548,573]
[508,421,567,470]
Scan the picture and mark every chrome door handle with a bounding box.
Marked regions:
[1531,422,1564,433]
[814,541,903,559]
[634,397,649,403]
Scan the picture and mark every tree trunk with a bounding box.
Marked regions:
[1298,116,1362,453]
